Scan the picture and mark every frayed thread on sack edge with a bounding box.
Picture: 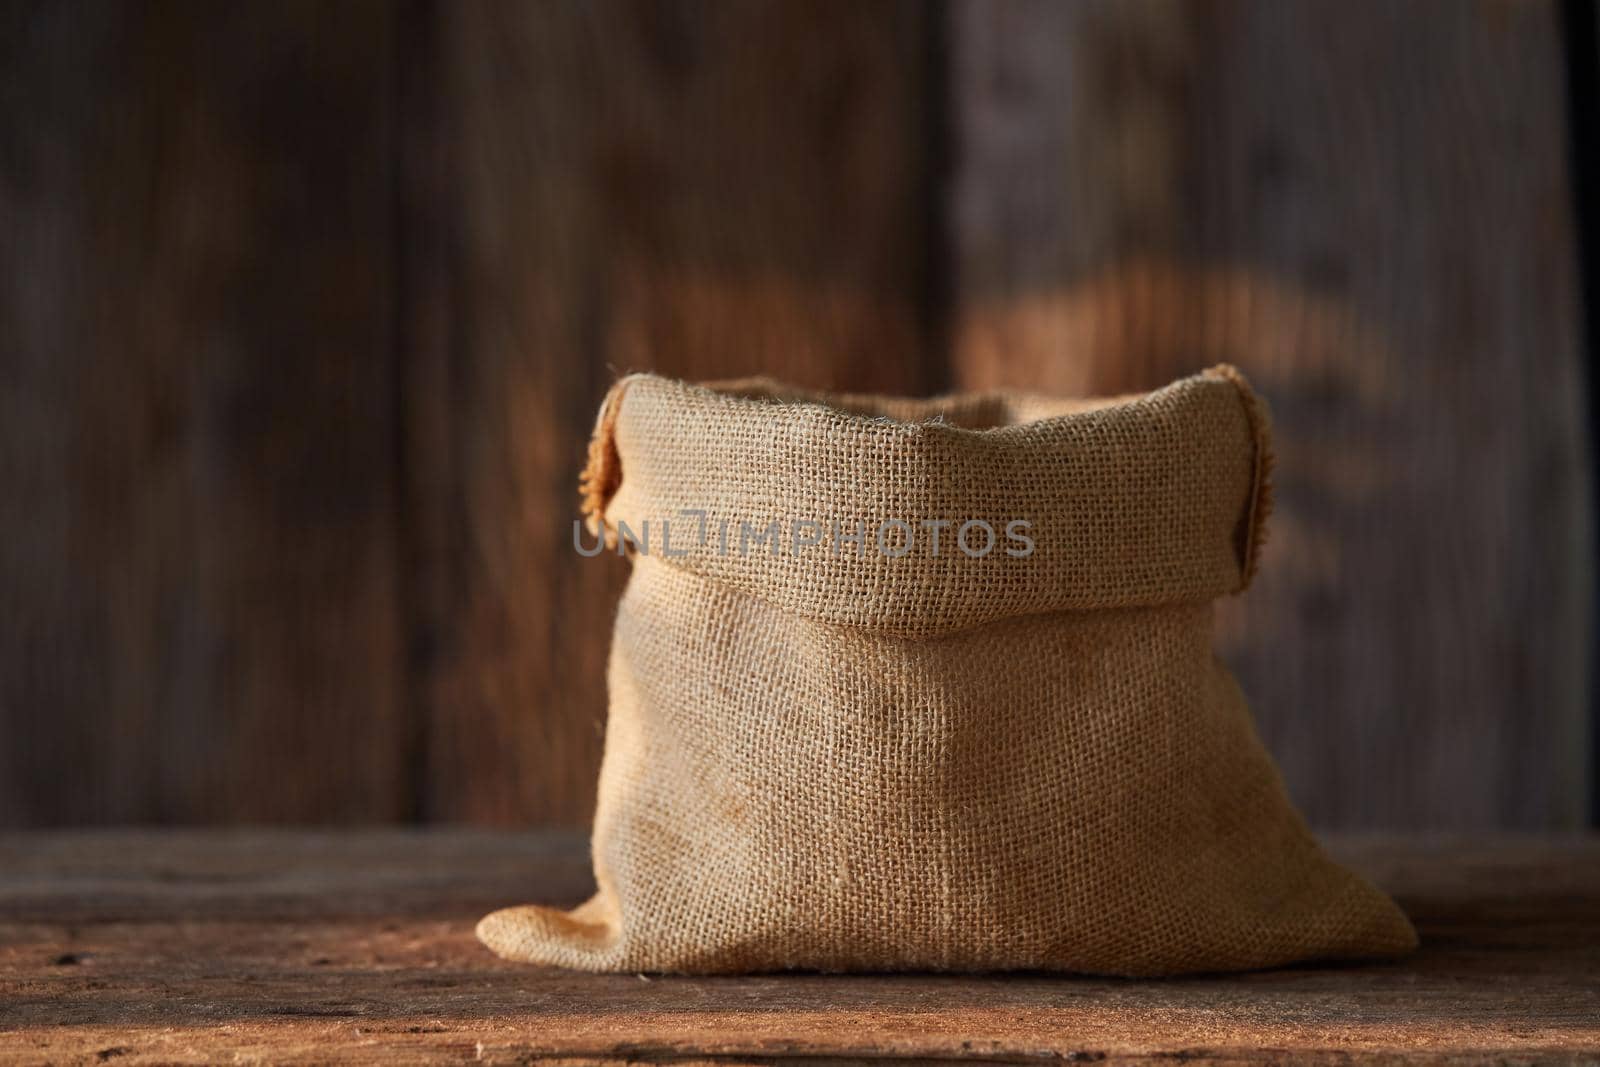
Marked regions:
[579,375,642,549]
[1204,363,1275,590]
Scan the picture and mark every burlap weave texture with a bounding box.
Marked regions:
[477,366,1417,975]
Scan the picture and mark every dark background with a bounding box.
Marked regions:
[2,0,1595,830]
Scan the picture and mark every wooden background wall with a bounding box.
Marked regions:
[1,0,1591,829]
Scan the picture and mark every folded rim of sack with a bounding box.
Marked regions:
[579,365,1273,638]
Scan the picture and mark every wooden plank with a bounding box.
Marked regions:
[407,1,935,823]
[947,0,1592,829]
[0,2,405,822]
[1,830,1596,1063]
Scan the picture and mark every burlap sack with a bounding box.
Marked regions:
[478,365,1417,975]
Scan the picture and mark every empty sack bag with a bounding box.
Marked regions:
[477,365,1417,975]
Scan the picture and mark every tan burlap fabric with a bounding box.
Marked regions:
[477,366,1417,975]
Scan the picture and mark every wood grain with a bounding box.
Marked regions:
[0,2,405,823]
[947,0,1592,829]
[1,0,1592,832]
[407,1,936,823]
[1,830,1596,1063]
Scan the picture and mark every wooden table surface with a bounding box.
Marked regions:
[1,832,1595,1065]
